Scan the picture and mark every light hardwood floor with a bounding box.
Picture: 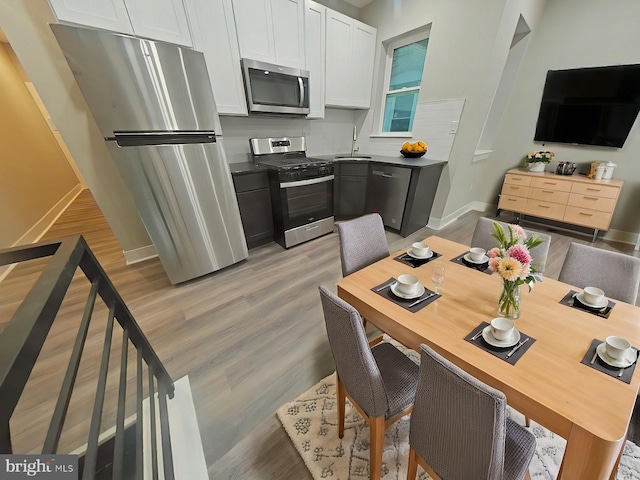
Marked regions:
[2,189,638,479]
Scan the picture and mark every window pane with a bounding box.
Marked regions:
[389,39,428,90]
[383,91,419,132]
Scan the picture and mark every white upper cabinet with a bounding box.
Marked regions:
[185,0,247,116]
[48,0,134,34]
[232,0,305,69]
[305,0,325,119]
[48,0,193,47]
[125,0,193,47]
[325,10,377,109]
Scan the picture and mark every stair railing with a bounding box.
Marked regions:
[0,235,175,480]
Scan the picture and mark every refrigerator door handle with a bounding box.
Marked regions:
[109,131,217,147]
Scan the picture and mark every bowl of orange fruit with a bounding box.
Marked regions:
[400,141,427,158]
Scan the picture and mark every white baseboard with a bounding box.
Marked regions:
[0,185,83,283]
[427,201,492,231]
[602,228,639,246]
[123,245,157,265]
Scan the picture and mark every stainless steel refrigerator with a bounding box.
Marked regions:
[51,24,248,284]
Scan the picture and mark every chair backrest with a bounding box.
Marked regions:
[471,217,551,274]
[559,242,640,304]
[318,286,389,418]
[409,344,507,480]
[337,213,389,277]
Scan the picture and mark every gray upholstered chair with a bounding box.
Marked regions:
[318,286,419,480]
[407,344,535,480]
[558,242,640,304]
[337,213,389,277]
[471,217,551,274]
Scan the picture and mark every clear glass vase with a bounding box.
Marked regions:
[498,281,521,319]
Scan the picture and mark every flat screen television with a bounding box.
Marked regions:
[534,64,640,148]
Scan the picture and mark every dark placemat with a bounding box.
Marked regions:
[465,321,536,365]
[393,251,442,268]
[559,290,615,319]
[581,339,637,383]
[450,252,493,275]
[372,277,440,313]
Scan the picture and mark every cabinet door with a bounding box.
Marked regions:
[125,0,192,46]
[305,0,325,118]
[185,0,248,116]
[233,0,276,63]
[49,0,134,35]
[350,20,376,108]
[325,10,352,106]
[325,9,377,108]
[339,175,368,217]
[271,0,305,68]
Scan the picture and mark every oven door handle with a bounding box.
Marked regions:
[280,175,334,188]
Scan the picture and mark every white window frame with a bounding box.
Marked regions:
[376,30,429,137]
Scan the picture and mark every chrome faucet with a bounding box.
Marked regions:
[350,124,357,157]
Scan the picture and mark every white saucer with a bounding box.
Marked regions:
[575,292,608,309]
[463,253,489,265]
[596,343,637,368]
[407,249,434,260]
[390,282,425,300]
[482,326,521,348]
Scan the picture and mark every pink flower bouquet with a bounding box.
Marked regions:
[488,222,544,318]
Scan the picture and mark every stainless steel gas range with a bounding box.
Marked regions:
[250,137,334,248]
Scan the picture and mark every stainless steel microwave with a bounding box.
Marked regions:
[241,58,310,115]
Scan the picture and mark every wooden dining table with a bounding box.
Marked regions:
[337,235,640,480]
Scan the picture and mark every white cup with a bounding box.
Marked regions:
[411,242,430,257]
[397,274,421,295]
[469,247,486,262]
[490,317,515,341]
[605,335,631,360]
[583,286,605,305]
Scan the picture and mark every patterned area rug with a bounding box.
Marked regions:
[277,341,640,480]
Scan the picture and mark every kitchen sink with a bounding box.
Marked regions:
[334,155,372,161]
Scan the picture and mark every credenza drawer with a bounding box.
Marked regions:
[498,194,528,212]
[568,193,616,213]
[501,184,530,197]
[525,199,566,220]
[529,187,570,204]
[504,174,532,187]
[530,177,572,192]
[564,206,612,230]
[571,182,619,199]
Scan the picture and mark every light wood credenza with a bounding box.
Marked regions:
[497,168,624,241]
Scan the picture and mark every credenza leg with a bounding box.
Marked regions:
[592,229,599,242]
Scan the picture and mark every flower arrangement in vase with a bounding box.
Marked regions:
[487,222,544,319]
[523,150,554,172]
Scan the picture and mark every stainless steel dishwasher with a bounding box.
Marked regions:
[366,165,412,230]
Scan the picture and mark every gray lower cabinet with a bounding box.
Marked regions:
[335,162,368,218]
[232,171,274,249]
[334,159,445,238]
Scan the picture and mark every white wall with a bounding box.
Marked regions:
[0,0,152,252]
[484,0,640,235]
[360,0,546,220]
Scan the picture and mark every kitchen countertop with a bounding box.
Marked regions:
[314,154,446,168]
[228,154,447,175]
[229,162,268,175]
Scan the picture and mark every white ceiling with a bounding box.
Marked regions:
[342,0,375,8]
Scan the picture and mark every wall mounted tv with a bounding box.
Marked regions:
[534,64,640,148]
